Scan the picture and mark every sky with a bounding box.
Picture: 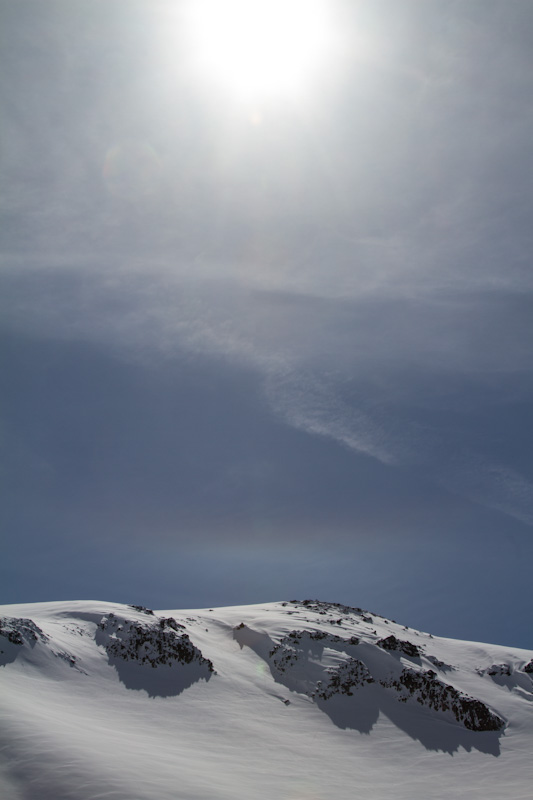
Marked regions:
[1,0,533,648]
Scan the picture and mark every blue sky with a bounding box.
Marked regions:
[1,1,532,647]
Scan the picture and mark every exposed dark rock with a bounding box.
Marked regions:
[271,645,299,674]
[487,664,512,677]
[269,630,359,665]
[129,605,154,615]
[377,635,422,658]
[523,659,533,674]
[54,650,81,669]
[315,659,374,699]
[268,630,360,679]
[382,668,505,732]
[237,620,506,737]
[427,655,454,671]
[158,617,185,631]
[0,617,48,646]
[97,614,214,672]
[288,600,378,619]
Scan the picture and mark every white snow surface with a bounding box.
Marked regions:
[0,598,532,800]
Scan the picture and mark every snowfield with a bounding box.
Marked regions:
[1,598,532,799]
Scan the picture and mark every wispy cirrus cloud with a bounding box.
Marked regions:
[3,258,532,530]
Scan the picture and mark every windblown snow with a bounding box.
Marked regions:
[0,599,532,799]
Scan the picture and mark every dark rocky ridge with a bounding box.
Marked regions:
[487,664,512,677]
[263,625,505,733]
[377,635,422,658]
[382,668,505,732]
[0,617,48,647]
[97,613,214,671]
[315,659,375,699]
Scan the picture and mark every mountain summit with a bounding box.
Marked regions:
[1,599,532,799]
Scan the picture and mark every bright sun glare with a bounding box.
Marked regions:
[186,0,332,99]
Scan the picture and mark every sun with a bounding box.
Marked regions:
[185,0,333,100]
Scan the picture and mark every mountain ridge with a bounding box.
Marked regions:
[1,598,532,799]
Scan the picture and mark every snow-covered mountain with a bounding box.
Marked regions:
[1,598,532,799]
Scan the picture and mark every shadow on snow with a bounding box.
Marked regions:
[233,625,502,756]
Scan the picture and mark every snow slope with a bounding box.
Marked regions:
[0,598,532,800]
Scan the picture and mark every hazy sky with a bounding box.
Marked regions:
[2,0,532,647]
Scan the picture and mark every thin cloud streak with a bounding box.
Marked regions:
[2,262,532,528]
[264,368,397,465]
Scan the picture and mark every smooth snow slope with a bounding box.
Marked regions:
[0,599,532,800]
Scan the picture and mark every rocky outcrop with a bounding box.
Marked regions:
[377,635,421,658]
[315,659,374,699]
[487,664,512,677]
[523,659,533,674]
[0,617,48,646]
[269,630,360,674]
[97,614,214,672]
[427,655,453,671]
[263,627,504,733]
[286,599,378,621]
[128,605,154,616]
[382,668,505,732]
